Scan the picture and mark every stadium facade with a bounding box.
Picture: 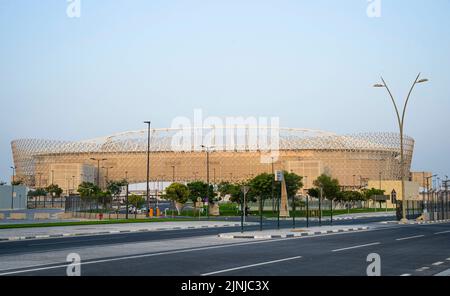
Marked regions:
[11,127,415,194]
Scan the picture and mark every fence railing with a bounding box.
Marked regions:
[27,197,66,209]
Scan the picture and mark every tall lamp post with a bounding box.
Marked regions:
[10,166,16,209]
[374,73,428,223]
[90,158,107,188]
[102,166,114,187]
[201,145,214,219]
[144,121,151,216]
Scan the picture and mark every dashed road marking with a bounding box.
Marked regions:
[434,230,450,235]
[201,256,302,276]
[332,242,380,252]
[400,274,411,276]
[432,262,444,266]
[416,267,430,272]
[396,235,425,241]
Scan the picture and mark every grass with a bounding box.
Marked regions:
[0,218,198,229]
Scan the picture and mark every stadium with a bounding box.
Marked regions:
[11,127,415,194]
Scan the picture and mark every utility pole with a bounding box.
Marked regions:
[425,174,436,218]
[10,166,16,209]
[144,121,151,217]
[444,178,449,220]
[201,145,214,219]
[319,186,323,227]
[125,171,129,220]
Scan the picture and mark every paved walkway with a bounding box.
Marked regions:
[266,211,394,222]
[0,221,257,241]
[219,224,371,239]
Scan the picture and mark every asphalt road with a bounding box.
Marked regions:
[0,216,391,256]
[1,216,449,276]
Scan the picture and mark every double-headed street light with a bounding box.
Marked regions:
[374,73,429,223]
[102,166,114,186]
[90,158,107,188]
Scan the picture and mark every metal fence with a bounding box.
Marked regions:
[395,191,450,221]
[27,196,66,209]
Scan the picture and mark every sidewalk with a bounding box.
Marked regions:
[266,211,395,222]
[219,224,370,239]
[0,221,257,242]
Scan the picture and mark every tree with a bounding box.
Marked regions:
[362,188,386,208]
[164,183,190,214]
[77,182,101,198]
[106,180,127,197]
[187,181,217,204]
[28,188,47,197]
[362,188,385,200]
[341,190,364,203]
[11,180,23,186]
[246,172,303,207]
[107,180,128,216]
[217,182,244,204]
[247,173,273,206]
[46,184,63,198]
[307,188,320,198]
[313,174,341,200]
[282,171,303,198]
[128,194,145,218]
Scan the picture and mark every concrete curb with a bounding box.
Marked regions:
[414,219,450,225]
[380,219,450,225]
[0,223,250,242]
[218,226,369,239]
[266,214,394,222]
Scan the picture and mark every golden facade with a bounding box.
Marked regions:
[11,128,415,194]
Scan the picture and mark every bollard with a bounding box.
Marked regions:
[149,208,154,218]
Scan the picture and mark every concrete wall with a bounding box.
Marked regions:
[367,180,421,208]
[0,185,27,210]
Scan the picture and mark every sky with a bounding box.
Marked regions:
[0,0,449,183]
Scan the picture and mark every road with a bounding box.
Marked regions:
[0,217,449,276]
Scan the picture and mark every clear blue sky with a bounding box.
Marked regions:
[1,0,449,182]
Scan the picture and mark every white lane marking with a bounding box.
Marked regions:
[332,242,380,252]
[416,267,430,272]
[434,230,450,235]
[432,262,444,266]
[400,274,412,276]
[201,256,302,276]
[446,258,450,261]
[396,235,425,241]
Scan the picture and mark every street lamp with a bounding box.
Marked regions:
[102,166,114,186]
[374,73,428,224]
[171,165,175,182]
[144,121,151,216]
[201,144,214,219]
[90,158,107,188]
[10,166,16,209]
